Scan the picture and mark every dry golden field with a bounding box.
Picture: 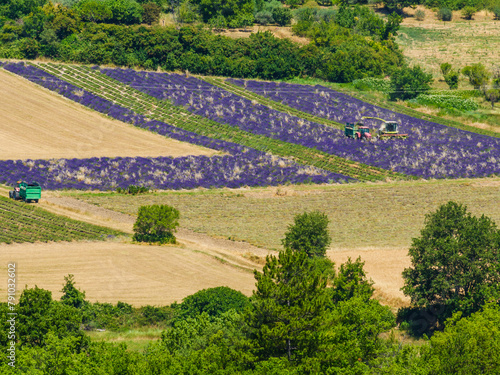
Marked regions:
[0,69,216,160]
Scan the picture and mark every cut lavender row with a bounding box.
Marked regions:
[0,153,351,191]
[2,62,247,155]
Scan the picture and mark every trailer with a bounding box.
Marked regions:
[9,181,41,203]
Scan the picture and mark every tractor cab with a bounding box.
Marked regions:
[381,121,399,133]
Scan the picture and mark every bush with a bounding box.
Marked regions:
[116,185,149,194]
[272,7,292,26]
[389,65,433,101]
[415,9,425,20]
[177,286,250,319]
[133,204,179,244]
[461,6,476,19]
[254,10,274,24]
[437,7,452,21]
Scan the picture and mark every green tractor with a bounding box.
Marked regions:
[344,122,372,140]
[361,117,408,139]
[9,181,41,203]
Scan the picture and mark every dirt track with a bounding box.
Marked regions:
[0,69,215,160]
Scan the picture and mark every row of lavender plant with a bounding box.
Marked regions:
[0,153,350,191]
[1,62,352,190]
[228,79,500,179]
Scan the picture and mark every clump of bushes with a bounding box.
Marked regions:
[437,8,453,21]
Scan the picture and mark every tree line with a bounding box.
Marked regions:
[1,203,500,373]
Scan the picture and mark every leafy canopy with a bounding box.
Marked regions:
[133,204,180,244]
[402,201,500,326]
[389,65,433,101]
[282,210,331,257]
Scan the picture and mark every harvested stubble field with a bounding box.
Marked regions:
[0,69,215,160]
[0,241,256,306]
[397,8,500,77]
[76,177,500,251]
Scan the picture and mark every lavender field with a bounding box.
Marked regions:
[0,62,350,191]
[2,61,499,193]
[229,79,500,179]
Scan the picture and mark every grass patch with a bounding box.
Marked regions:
[86,327,164,351]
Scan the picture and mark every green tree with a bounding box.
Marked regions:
[133,204,180,244]
[402,201,500,327]
[462,63,490,89]
[248,247,329,362]
[272,7,292,26]
[60,274,86,309]
[461,6,476,19]
[282,211,331,257]
[422,303,500,374]
[389,65,433,101]
[330,256,374,303]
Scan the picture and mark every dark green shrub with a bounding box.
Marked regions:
[133,204,180,244]
[117,185,149,194]
[493,5,500,19]
[142,2,161,24]
[177,286,250,319]
[272,7,292,26]
[437,7,452,21]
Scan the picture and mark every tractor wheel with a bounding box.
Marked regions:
[9,191,12,199]
[34,200,38,203]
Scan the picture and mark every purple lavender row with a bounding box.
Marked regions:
[2,62,247,155]
[228,79,500,179]
[0,153,350,191]
[98,68,500,179]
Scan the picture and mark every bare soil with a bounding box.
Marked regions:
[0,69,215,160]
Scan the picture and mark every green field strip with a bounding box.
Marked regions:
[0,196,124,244]
[32,62,410,182]
[202,76,345,130]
